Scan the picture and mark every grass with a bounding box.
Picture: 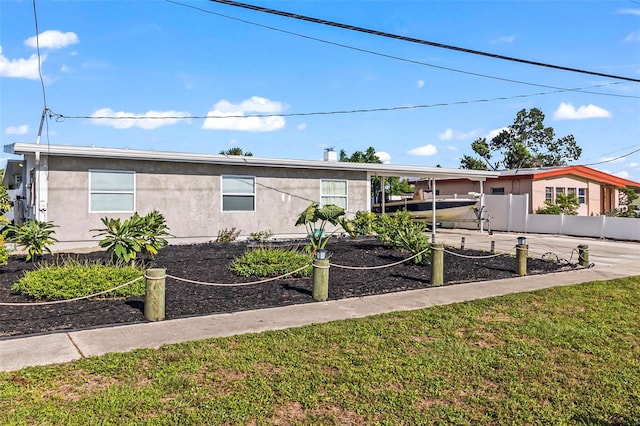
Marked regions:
[1,276,639,425]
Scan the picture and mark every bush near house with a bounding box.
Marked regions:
[4,220,59,262]
[92,210,171,265]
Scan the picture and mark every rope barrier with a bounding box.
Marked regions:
[0,276,145,306]
[166,264,312,286]
[442,249,505,260]
[329,247,431,270]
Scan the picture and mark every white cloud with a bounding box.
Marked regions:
[445,145,459,152]
[625,31,640,42]
[0,46,43,79]
[376,151,391,164]
[553,102,612,120]
[5,124,29,135]
[25,30,79,49]
[487,127,509,140]
[408,144,438,156]
[297,123,307,131]
[629,162,639,168]
[90,108,191,130]
[416,80,425,89]
[202,96,286,132]
[616,9,640,16]
[615,171,631,179]
[491,35,516,44]
[60,64,71,73]
[438,128,481,141]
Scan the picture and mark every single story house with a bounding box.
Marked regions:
[413,165,640,216]
[3,143,499,247]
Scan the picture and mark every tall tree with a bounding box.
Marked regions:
[219,147,253,156]
[340,147,413,197]
[460,108,582,170]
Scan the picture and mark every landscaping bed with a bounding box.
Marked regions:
[0,238,577,337]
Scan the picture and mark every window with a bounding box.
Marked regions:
[321,179,347,209]
[545,187,553,202]
[222,175,255,211]
[567,187,576,197]
[578,188,586,204]
[491,187,505,195]
[89,170,135,213]
[555,187,565,198]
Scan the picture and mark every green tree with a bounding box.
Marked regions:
[460,108,582,170]
[340,147,414,197]
[219,147,253,156]
[536,193,579,215]
[613,187,639,218]
[0,170,11,228]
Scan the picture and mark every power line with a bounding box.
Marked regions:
[582,146,640,166]
[207,0,640,83]
[48,84,626,122]
[167,0,637,99]
[32,0,47,112]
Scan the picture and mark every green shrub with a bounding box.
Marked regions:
[374,211,431,264]
[249,230,273,243]
[92,210,171,265]
[0,234,8,267]
[229,246,312,278]
[295,203,354,253]
[4,220,58,262]
[216,227,241,242]
[11,259,145,300]
[350,211,378,237]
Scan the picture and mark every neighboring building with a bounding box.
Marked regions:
[3,143,498,246]
[413,165,640,216]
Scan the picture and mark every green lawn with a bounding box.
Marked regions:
[1,277,639,425]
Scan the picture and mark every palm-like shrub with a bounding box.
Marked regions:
[295,203,353,252]
[4,220,58,262]
[92,210,171,265]
[374,210,431,264]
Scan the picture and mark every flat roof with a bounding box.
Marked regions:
[5,143,500,181]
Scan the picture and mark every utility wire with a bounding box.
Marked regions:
[582,146,640,166]
[48,82,634,122]
[166,0,637,99]
[32,0,48,111]
[207,0,640,83]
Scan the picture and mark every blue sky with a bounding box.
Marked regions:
[1,0,639,180]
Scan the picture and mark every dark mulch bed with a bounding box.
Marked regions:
[0,238,577,337]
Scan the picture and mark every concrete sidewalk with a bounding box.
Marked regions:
[2,259,638,372]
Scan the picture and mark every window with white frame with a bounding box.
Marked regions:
[89,170,135,213]
[545,187,553,202]
[555,187,565,198]
[321,179,347,209]
[578,188,587,204]
[222,175,255,211]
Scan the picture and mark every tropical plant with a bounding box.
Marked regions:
[295,203,353,252]
[215,227,241,242]
[373,210,430,264]
[219,147,253,156]
[249,229,273,243]
[0,234,9,266]
[229,246,312,278]
[92,210,171,265]
[349,211,378,237]
[11,258,145,300]
[4,220,58,262]
[536,193,579,215]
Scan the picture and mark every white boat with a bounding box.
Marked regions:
[372,193,479,222]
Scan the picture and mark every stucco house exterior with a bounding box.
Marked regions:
[413,165,640,216]
[3,143,498,246]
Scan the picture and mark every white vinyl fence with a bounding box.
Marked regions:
[443,194,640,242]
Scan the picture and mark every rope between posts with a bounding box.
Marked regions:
[0,276,145,306]
[166,264,312,286]
[442,248,505,260]
[329,247,430,270]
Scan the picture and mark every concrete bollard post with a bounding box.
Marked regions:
[578,244,589,268]
[144,268,166,321]
[312,257,329,302]
[490,240,495,254]
[516,244,527,276]
[431,243,444,286]
[460,237,465,250]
